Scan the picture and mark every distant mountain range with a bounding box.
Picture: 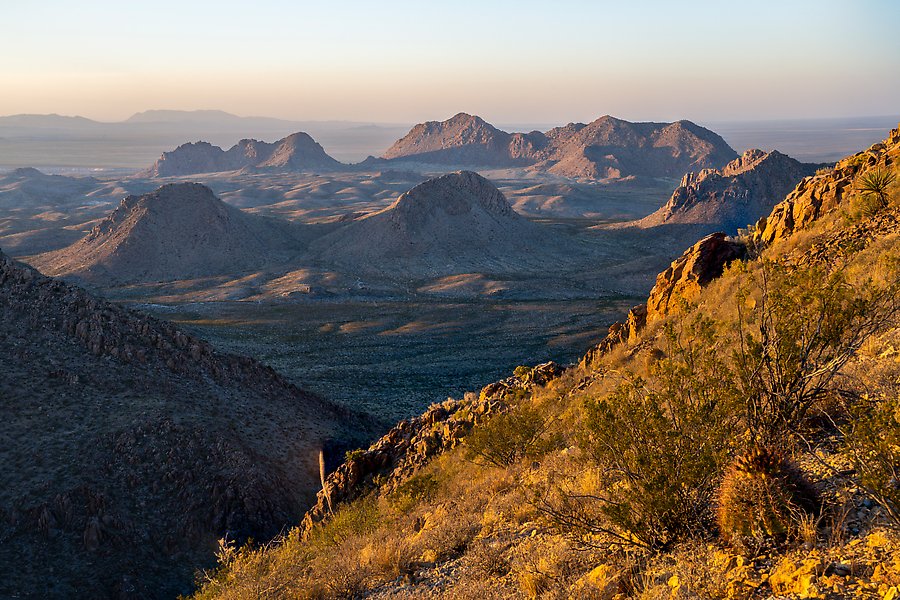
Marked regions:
[140,133,342,177]
[375,113,739,179]
[138,113,738,181]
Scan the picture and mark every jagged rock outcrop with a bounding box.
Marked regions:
[300,361,564,536]
[645,232,747,321]
[579,234,745,368]
[0,249,360,597]
[635,149,821,233]
[753,125,900,245]
[310,171,581,275]
[381,114,737,179]
[140,132,342,177]
[31,182,305,284]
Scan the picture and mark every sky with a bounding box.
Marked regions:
[2,0,899,124]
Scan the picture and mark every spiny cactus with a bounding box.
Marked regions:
[717,445,820,542]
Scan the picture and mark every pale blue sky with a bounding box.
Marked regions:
[2,0,898,123]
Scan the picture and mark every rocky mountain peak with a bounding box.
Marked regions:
[391,171,514,220]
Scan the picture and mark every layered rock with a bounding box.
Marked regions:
[644,232,746,321]
[635,149,820,233]
[140,132,341,176]
[753,125,900,245]
[31,183,305,284]
[381,113,737,179]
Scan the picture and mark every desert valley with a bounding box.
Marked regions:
[4,2,900,598]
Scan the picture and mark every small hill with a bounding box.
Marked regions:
[0,250,363,598]
[140,132,342,177]
[381,114,736,179]
[31,183,304,284]
[310,171,579,275]
[633,149,820,232]
[0,167,100,209]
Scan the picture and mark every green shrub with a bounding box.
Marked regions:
[856,169,896,209]
[846,393,900,528]
[733,261,900,443]
[465,404,551,468]
[578,318,741,550]
[717,445,820,543]
[389,472,439,512]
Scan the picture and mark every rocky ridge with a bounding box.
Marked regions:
[753,125,900,245]
[635,149,820,232]
[140,132,342,177]
[299,362,564,536]
[381,113,737,179]
[0,249,359,597]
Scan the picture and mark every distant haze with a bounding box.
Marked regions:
[2,0,899,124]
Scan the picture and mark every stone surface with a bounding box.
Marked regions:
[753,124,900,245]
[635,149,820,233]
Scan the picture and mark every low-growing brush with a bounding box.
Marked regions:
[717,445,820,543]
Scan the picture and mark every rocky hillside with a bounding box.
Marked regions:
[192,126,900,599]
[309,171,584,276]
[380,113,737,179]
[140,132,342,177]
[754,126,900,245]
[30,183,306,284]
[634,149,821,233]
[0,249,367,598]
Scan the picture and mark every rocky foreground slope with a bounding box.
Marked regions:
[30,182,306,285]
[380,113,738,179]
[0,249,367,598]
[141,132,342,177]
[634,149,821,233]
[191,125,900,599]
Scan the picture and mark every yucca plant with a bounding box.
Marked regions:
[856,169,896,210]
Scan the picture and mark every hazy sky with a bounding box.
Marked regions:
[2,0,899,124]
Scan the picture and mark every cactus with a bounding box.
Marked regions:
[717,445,820,542]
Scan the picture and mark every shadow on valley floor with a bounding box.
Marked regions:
[146,297,635,423]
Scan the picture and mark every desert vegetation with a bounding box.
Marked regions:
[190,142,900,598]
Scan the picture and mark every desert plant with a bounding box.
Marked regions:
[465,403,552,468]
[717,445,820,543]
[571,318,741,550]
[845,392,900,528]
[856,169,896,210]
[733,261,900,443]
[389,472,439,513]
